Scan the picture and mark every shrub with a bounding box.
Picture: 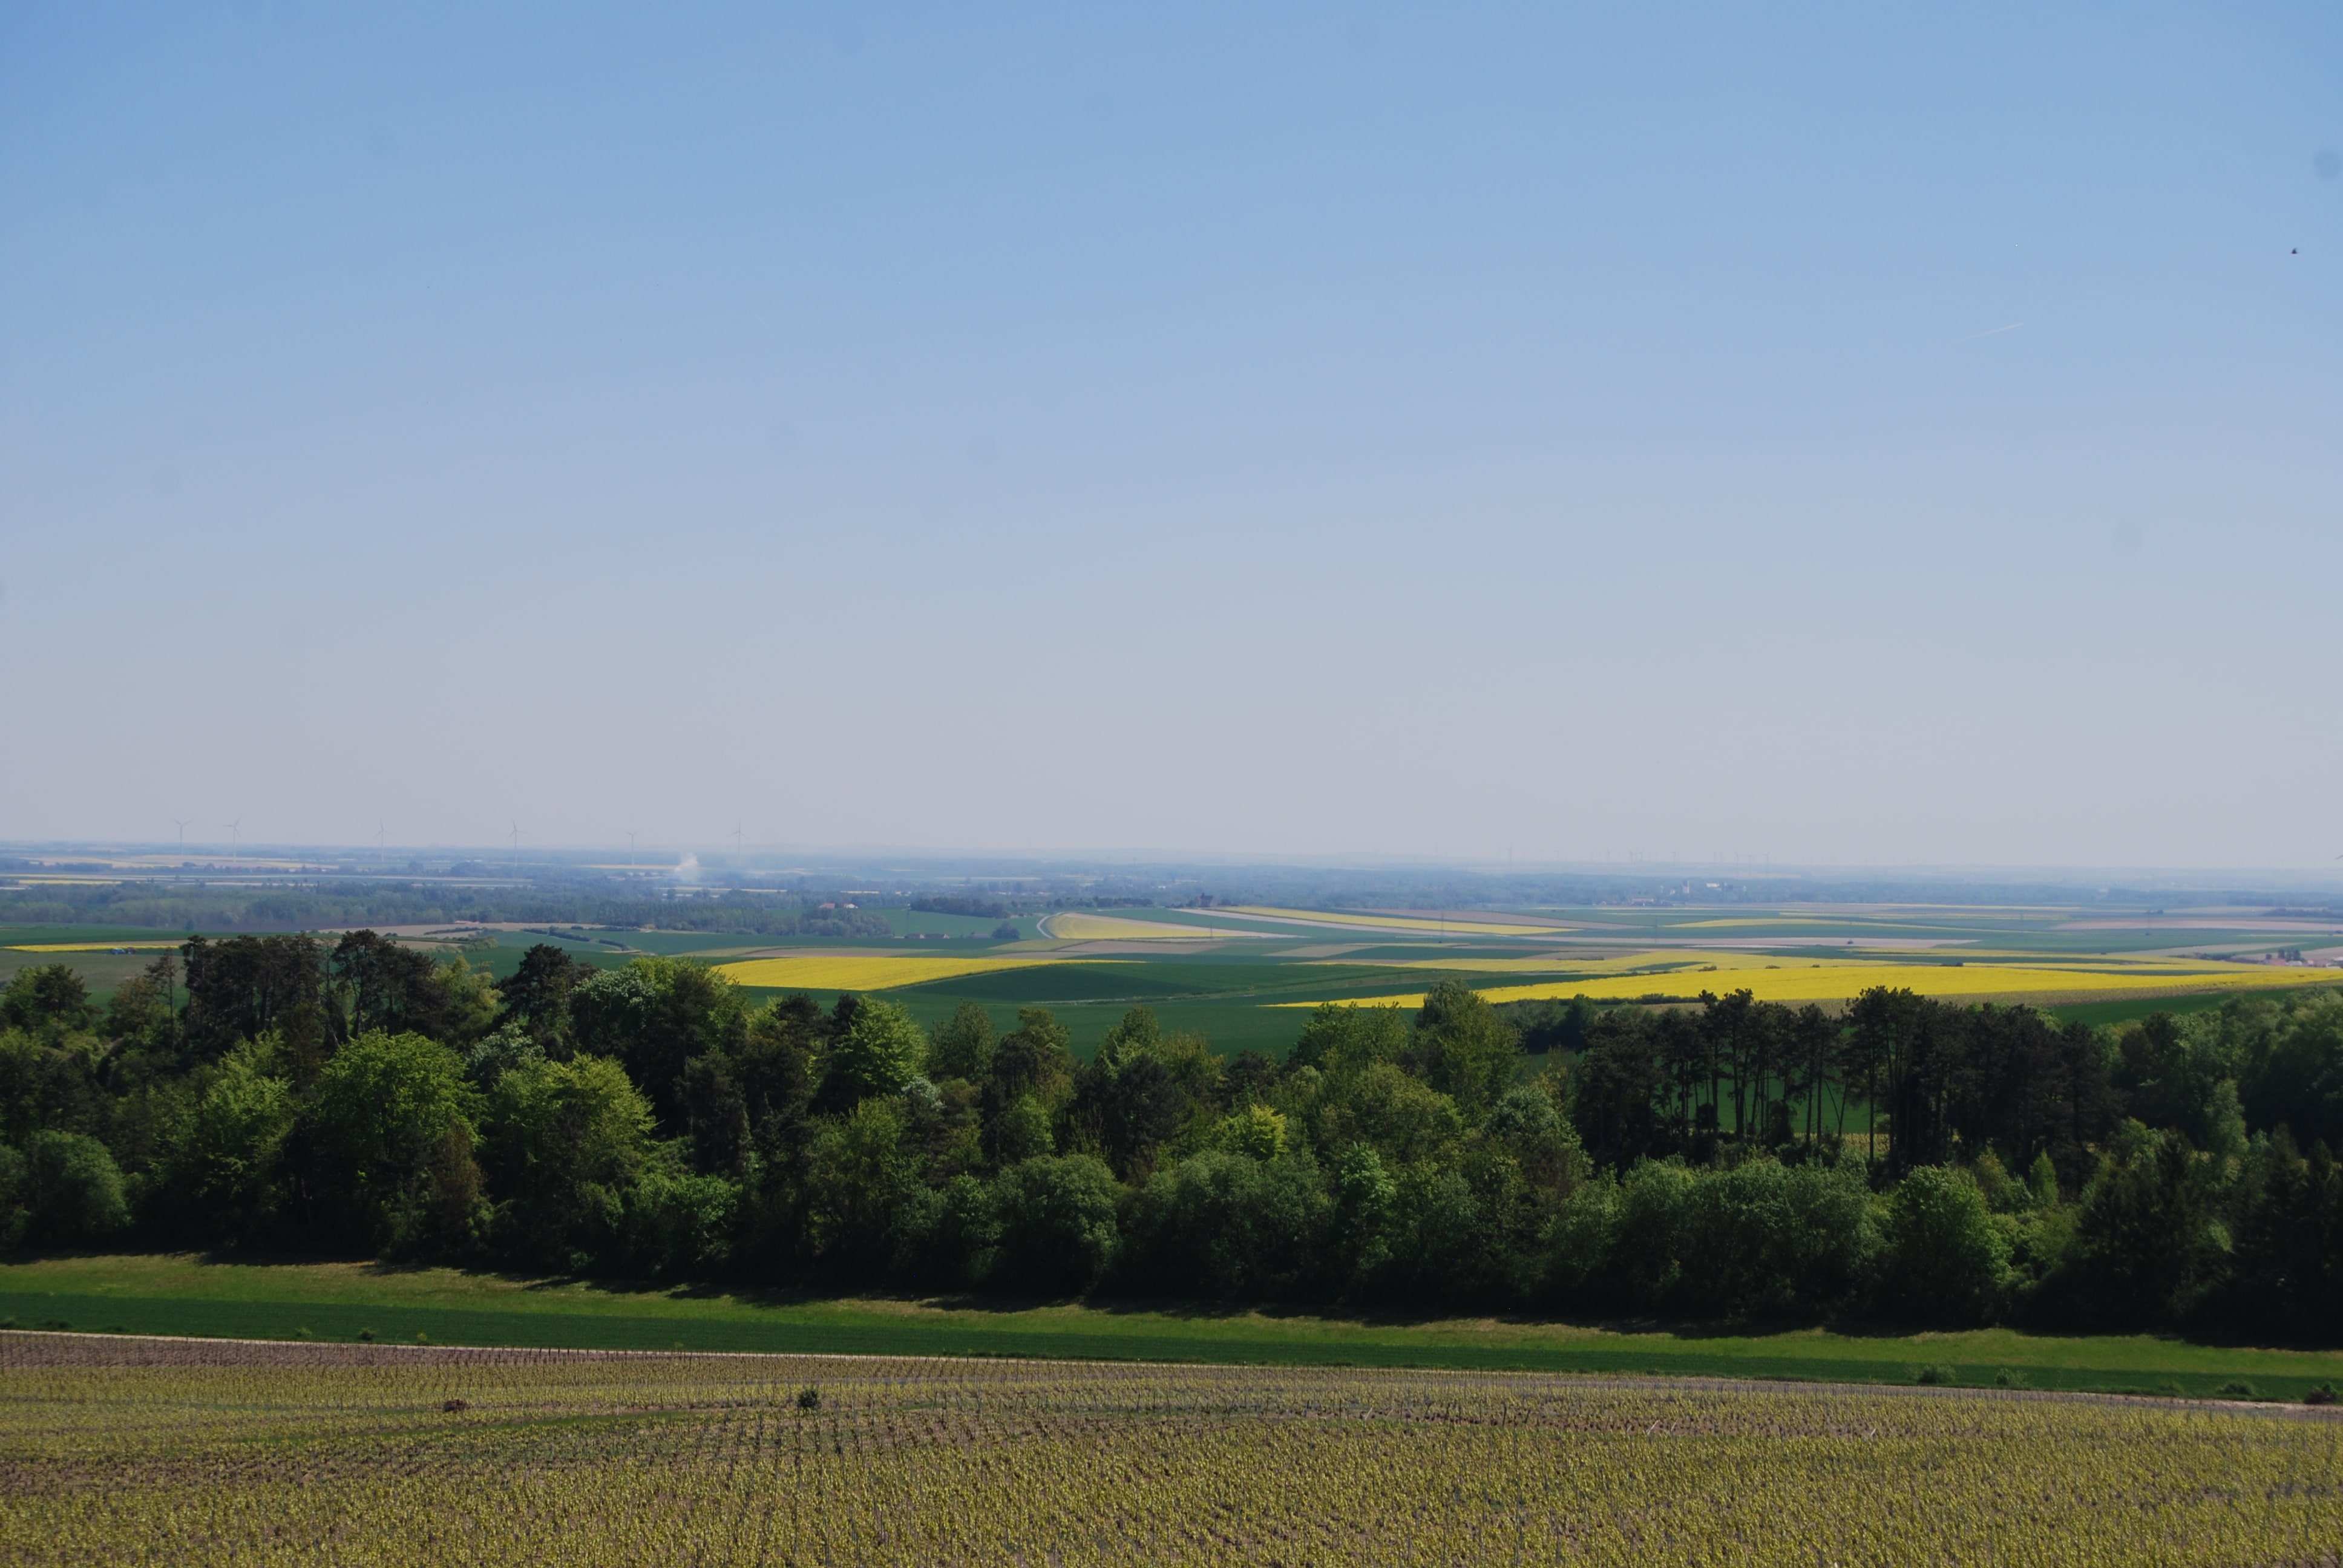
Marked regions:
[14,1131,129,1246]
[1670,1158,1872,1320]
[1120,1148,1323,1299]
[1879,1166,2010,1324]
[1379,1168,1501,1305]
[890,1172,996,1291]
[2061,1127,2220,1328]
[992,1155,1119,1295]
[623,1169,739,1279]
[1608,1159,1697,1308]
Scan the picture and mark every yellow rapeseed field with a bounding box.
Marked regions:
[713,954,1087,991]
[4,1334,2338,1566]
[1351,948,1780,975]
[1285,955,2342,1009]
[1674,916,1932,929]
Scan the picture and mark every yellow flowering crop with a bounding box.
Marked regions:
[1284,957,2342,1009]
[1349,948,1790,975]
[713,953,1088,991]
[5,941,187,953]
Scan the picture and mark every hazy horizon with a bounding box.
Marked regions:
[11,837,2343,895]
[5,5,2338,867]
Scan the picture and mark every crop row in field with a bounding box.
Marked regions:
[2,1333,2338,1566]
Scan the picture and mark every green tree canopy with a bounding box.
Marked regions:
[482,1054,655,1269]
[1406,982,1521,1116]
[303,1031,480,1251]
[569,958,748,1131]
[992,1154,1119,1295]
[9,1129,129,1245]
[827,998,928,1103]
[1289,1002,1407,1077]
[2,964,95,1035]
[926,1002,997,1082]
[157,1045,294,1242]
[1879,1165,2008,1324]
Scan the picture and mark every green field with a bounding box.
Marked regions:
[5,1253,2339,1400]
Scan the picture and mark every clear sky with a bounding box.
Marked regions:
[2,4,2337,867]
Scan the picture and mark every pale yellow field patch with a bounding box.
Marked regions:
[1345,949,1840,976]
[1279,961,2343,1010]
[713,954,1091,991]
[1227,906,1578,937]
[1041,912,1271,941]
[1674,916,1937,930]
[7,941,188,953]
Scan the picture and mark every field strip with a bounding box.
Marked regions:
[4,941,187,953]
[1225,906,1581,936]
[712,953,1095,990]
[1038,912,1273,940]
[1280,962,2343,1008]
[1674,916,1958,930]
[1339,948,1903,976]
[7,1331,2335,1416]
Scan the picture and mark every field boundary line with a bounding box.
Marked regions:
[7,1328,2336,1420]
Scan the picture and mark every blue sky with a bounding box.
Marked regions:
[2,4,2338,866]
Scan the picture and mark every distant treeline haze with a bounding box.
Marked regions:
[3,933,2340,1337]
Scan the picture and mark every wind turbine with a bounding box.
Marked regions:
[624,829,638,870]
[221,820,241,866]
[171,818,191,852]
[730,820,745,858]
[375,818,387,865]
[507,819,522,878]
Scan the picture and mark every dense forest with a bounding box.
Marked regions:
[4,934,2340,1339]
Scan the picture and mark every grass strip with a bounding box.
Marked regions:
[5,1254,2342,1403]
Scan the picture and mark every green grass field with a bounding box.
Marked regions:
[5,1253,2338,1400]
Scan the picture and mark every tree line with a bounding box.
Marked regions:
[3,934,2340,1339]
